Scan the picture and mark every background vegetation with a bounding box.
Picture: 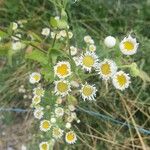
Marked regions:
[0,0,150,149]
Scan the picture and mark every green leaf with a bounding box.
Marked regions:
[41,65,54,83]
[50,17,58,28]
[25,49,48,65]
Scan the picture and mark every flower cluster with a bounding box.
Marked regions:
[29,24,139,149]
[29,72,79,149]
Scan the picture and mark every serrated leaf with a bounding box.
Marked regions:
[41,65,54,83]
[25,49,48,65]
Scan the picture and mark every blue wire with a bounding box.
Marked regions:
[0,108,32,113]
[77,106,150,135]
[0,107,150,135]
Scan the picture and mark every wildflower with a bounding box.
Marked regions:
[89,44,96,52]
[112,71,131,90]
[65,122,71,129]
[80,83,97,101]
[56,97,63,104]
[40,120,51,132]
[12,34,21,41]
[32,96,41,105]
[51,32,61,39]
[52,127,63,139]
[119,35,139,55]
[33,87,45,97]
[79,51,98,72]
[12,41,23,50]
[54,80,71,97]
[70,46,77,56]
[71,112,77,119]
[84,35,94,44]
[39,142,49,150]
[104,36,116,48]
[54,61,72,78]
[68,31,73,39]
[60,30,67,37]
[77,119,80,123]
[65,131,77,144]
[68,105,76,111]
[29,72,41,84]
[55,107,64,117]
[33,107,44,119]
[97,59,117,80]
[41,28,50,36]
[51,117,56,123]
[12,22,18,30]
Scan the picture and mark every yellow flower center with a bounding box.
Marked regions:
[82,55,94,67]
[123,41,134,51]
[41,144,48,150]
[33,74,40,81]
[117,74,127,86]
[57,82,68,93]
[56,64,69,76]
[82,85,93,96]
[42,121,50,129]
[101,63,111,75]
[66,132,75,141]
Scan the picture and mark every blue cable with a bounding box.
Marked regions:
[0,107,150,135]
[77,106,150,135]
[0,108,32,113]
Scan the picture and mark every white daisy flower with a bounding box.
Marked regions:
[33,107,44,119]
[80,83,97,101]
[65,131,77,144]
[29,72,41,84]
[70,46,77,56]
[12,41,23,50]
[60,30,67,37]
[65,122,71,129]
[77,119,80,123]
[12,22,18,30]
[39,142,49,150]
[33,87,45,97]
[119,35,139,55]
[40,120,52,132]
[55,107,64,117]
[51,117,56,123]
[67,116,74,123]
[54,80,71,97]
[56,97,63,104]
[68,31,73,39]
[54,61,72,78]
[41,28,50,36]
[104,36,116,48]
[68,105,76,111]
[55,16,60,20]
[89,44,96,52]
[79,51,99,72]
[97,59,117,80]
[71,112,77,119]
[112,71,131,91]
[12,34,21,41]
[84,35,94,44]
[32,95,41,105]
[51,32,61,39]
[52,127,63,139]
